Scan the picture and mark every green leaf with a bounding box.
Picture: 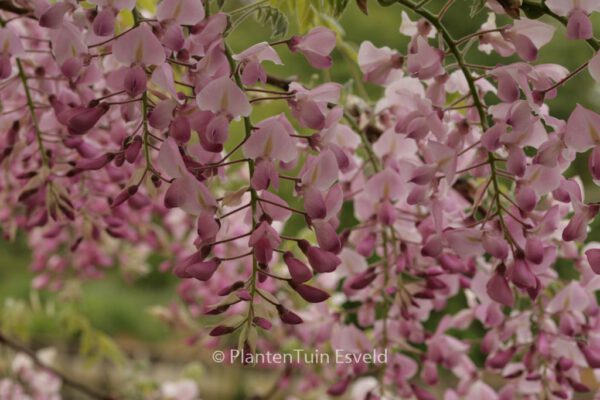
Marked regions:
[326,0,350,18]
[468,0,487,17]
[255,6,289,39]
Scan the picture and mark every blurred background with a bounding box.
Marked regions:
[1,0,600,398]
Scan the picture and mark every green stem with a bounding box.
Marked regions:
[225,43,259,334]
[16,58,48,167]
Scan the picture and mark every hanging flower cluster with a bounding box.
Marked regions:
[2,0,600,398]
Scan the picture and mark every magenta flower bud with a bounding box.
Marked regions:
[236,289,252,301]
[253,236,274,266]
[67,104,109,135]
[326,377,350,396]
[93,8,115,37]
[508,258,536,289]
[348,268,377,290]
[410,165,436,185]
[578,342,600,368]
[515,185,537,212]
[149,100,176,130]
[0,54,11,80]
[289,281,330,303]
[197,212,220,242]
[559,313,577,336]
[567,8,593,40]
[486,347,515,369]
[589,146,600,183]
[39,2,71,29]
[438,253,464,273]
[277,305,303,325]
[356,232,376,257]
[199,115,228,153]
[75,152,114,171]
[481,124,504,151]
[506,146,526,177]
[304,188,326,219]
[253,316,272,330]
[421,234,442,258]
[525,237,544,264]
[111,185,138,208]
[185,258,221,281]
[124,65,147,97]
[586,249,600,274]
[486,268,514,307]
[125,136,142,163]
[209,325,236,336]
[482,233,509,260]
[169,115,191,144]
[217,281,244,296]
[557,357,574,372]
[377,200,397,225]
[283,252,312,283]
[567,377,590,393]
[314,222,341,253]
[60,57,82,79]
[421,360,438,385]
[407,185,427,205]
[303,244,341,273]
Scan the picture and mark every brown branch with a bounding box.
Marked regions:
[0,332,118,400]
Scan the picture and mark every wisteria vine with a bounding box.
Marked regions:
[2,0,600,398]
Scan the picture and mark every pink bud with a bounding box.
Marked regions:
[314,222,341,253]
[0,54,11,80]
[283,252,312,283]
[482,233,509,260]
[277,305,303,324]
[348,268,377,290]
[209,325,236,336]
[111,185,138,208]
[486,269,514,307]
[515,185,537,212]
[199,114,228,153]
[288,27,336,69]
[169,114,191,144]
[377,200,397,225]
[124,65,147,97]
[253,316,272,330]
[525,237,544,264]
[304,188,326,219]
[421,234,442,258]
[67,104,109,135]
[559,313,577,336]
[586,249,600,274]
[60,57,83,79]
[579,342,600,368]
[185,258,221,281]
[125,136,142,163]
[75,153,114,171]
[39,2,71,29]
[197,212,220,243]
[93,8,115,37]
[303,244,341,273]
[506,146,526,177]
[508,258,536,289]
[421,360,438,385]
[589,146,600,183]
[567,8,593,40]
[289,281,329,303]
[326,377,350,396]
[438,253,464,273]
[357,232,376,257]
[486,347,515,369]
